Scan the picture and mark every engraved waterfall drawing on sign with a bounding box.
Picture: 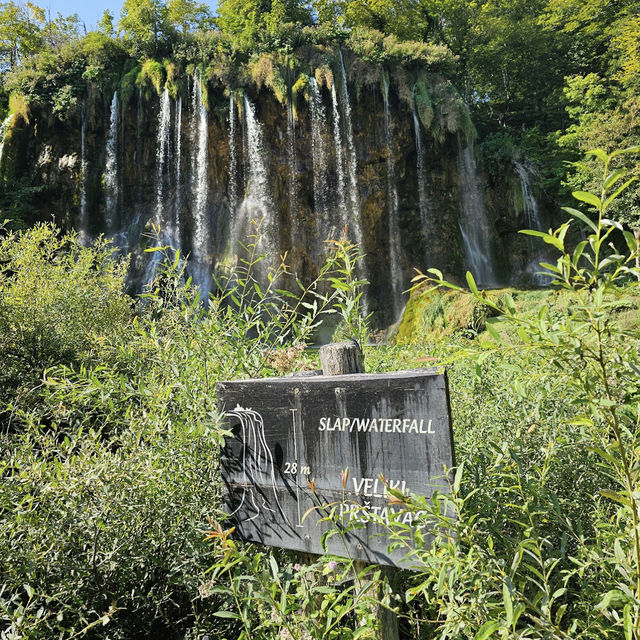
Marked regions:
[225,405,291,526]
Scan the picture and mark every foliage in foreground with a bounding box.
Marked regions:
[2,148,640,640]
[207,148,640,640]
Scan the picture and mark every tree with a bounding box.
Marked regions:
[216,0,311,49]
[119,0,169,58]
[98,10,115,37]
[167,0,214,32]
[0,1,45,70]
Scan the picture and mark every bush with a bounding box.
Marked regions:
[0,224,131,416]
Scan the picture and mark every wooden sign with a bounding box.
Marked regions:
[217,368,454,568]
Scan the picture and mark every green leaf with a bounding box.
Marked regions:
[623,230,638,255]
[585,148,608,163]
[466,271,478,294]
[600,488,631,508]
[453,462,465,493]
[572,191,602,210]
[604,178,638,210]
[213,611,242,619]
[623,604,633,640]
[603,168,626,190]
[474,620,502,640]
[610,145,640,159]
[503,582,513,625]
[563,207,598,233]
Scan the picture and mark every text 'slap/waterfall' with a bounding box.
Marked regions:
[218,369,454,568]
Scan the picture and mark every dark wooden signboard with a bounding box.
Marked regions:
[217,368,454,568]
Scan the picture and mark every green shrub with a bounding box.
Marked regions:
[0,224,131,415]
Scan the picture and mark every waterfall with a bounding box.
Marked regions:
[0,114,12,166]
[515,160,549,285]
[155,88,171,230]
[337,51,370,316]
[174,95,182,243]
[412,86,431,262]
[514,161,544,231]
[190,69,210,295]
[382,73,404,320]
[308,78,330,234]
[338,50,360,221]
[457,143,498,287]
[228,92,238,228]
[330,84,348,230]
[78,103,89,245]
[236,96,277,272]
[104,90,119,231]
[286,99,297,239]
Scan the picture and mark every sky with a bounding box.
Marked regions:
[46,1,218,31]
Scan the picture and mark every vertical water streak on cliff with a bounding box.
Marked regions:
[338,50,360,220]
[330,84,348,230]
[155,88,171,229]
[382,73,404,320]
[104,90,119,231]
[514,161,543,231]
[308,78,329,234]
[174,96,182,244]
[78,102,89,244]
[228,92,238,229]
[457,143,498,287]
[237,96,277,270]
[338,51,369,316]
[514,160,549,285]
[412,87,431,262]
[286,98,297,240]
[190,69,210,294]
[0,114,12,167]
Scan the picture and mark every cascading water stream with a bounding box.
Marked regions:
[412,86,431,262]
[338,50,360,222]
[190,69,210,295]
[0,114,12,166]
[78,102,89,245]
[155,88,171,229]
[514,160,549,285]
[514,161,544,231]
[338,51,370,316]
[308,78,330,237]
[228,92,238,230]
[286,98,297,242]
[330,84,348,230]
[104,90,119,231]
[457,143,498,287]
[235,96,277,275]
[382,72,404,320]
[174,95,182,243]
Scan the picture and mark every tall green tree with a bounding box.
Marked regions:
[119,0,169,57]
[0,1,45,70]
[216,0,311,49]
[167,0,214,33]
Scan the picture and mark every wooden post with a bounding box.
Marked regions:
[318,341,400,640]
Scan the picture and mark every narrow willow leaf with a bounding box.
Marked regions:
[603,168,625,190]
[474,621,502,640]
[213,611,242,619]
[604,178,638,210]
[622,230,638,255]
[572,191,602,210]
[466,271,478,294]
[610,145,640,159]
[600,488,631,508]
[562,207,598,232]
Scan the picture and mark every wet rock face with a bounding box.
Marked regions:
[6,69,548,326]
